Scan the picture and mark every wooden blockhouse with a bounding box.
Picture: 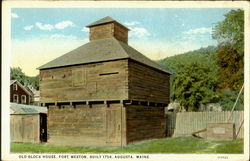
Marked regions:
[38,16,171,146]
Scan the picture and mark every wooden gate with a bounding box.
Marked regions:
[11,115,23,142]
[106,107,122,145]
[10,114,40,143]
[22,115,35,142]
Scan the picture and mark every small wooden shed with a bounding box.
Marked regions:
[10,103,47,143]
[38,16,171,146]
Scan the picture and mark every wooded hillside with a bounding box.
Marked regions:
[158,9,244,111]
[158,46,243,111]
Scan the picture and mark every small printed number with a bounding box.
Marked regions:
[218,156,228,159]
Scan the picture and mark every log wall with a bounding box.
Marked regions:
[48,104,107,146]
[40,60,128,103]
[41,59,170,146]
[47,104,125,146]
[114,22,128,43]
[126,105,166,143]
[90,23,113,41]
[89,22,128,43]
[128,60,170,104]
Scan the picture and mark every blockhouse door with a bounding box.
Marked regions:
[40,114,47,142]
[106,107,122,145]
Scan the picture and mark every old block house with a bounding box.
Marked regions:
[38,16,171,146]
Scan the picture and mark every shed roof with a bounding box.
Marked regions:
[38,38,171,74]
[10,103,47,114]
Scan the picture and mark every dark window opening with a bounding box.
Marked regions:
[21,95,26,104]
[107,100,121,104]
[13,84,18,91]
[99,72,119,76]
[89,101,105,105]
[57,102,70,106]
[13,94,18,103]
[45,102,55,107]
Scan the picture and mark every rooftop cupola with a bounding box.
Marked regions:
[86,16,129,44]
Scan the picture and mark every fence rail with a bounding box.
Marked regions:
[166,111,244,139]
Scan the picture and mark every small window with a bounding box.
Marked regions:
[13,84,18,91]
[13,94,18,103]
[72,69,85,87]
[21,95,27,104]
[99,72,119,76]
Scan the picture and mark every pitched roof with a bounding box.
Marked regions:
[38,38,171,74]
[86,16,116,27]
[10,80,33,96]
[86,16,129,29]
[10,80,16,85]
[10,103,47,114]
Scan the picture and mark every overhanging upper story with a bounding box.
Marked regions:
[38,16,171,107]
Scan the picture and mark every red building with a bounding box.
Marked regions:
[10,80,33,105]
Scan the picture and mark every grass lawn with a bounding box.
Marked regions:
[11,137,243,153]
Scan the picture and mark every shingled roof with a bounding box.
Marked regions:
[38,38,171,74]
[86,16,115,27]
[86,16,129,30]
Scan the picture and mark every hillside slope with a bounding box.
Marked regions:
[157,46,243,111]
[158,46,218,73]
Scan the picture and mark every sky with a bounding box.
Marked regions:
[11,8,235,76]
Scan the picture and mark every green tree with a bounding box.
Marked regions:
[212,9,244,91]
[10,67,28,85]
[28,75,40,90]
[219,89,244,111]
[158,46,219,103]
[10,67,39,90]
[172,63,219,111]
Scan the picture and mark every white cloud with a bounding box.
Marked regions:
[183,27,212,35]
[49,34,77,40]
[180,27,214,43]
[24,25,33,31]
[181,34,212,41]
[129,27,150,38]
[35,22,54,31]
[81,27,89,32]
[123,21,150,39]
[55,21,74,29]
[11,13,19,18]
[124,21,140,26]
